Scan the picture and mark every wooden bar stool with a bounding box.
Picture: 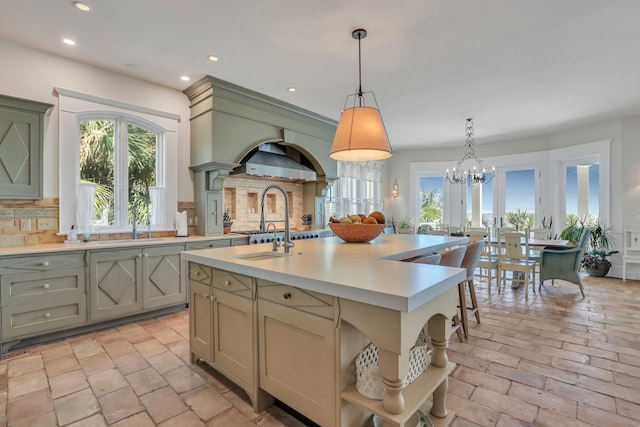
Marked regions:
[436,246,468,342]
[459,240,484,338]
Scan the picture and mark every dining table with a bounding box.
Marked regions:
[528,238,571,248]
[487,237,572,288]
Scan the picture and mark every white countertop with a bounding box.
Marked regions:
[182,234,468,312]
[0,234,246,256]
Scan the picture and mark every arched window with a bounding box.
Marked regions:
[56,88,179,234]
[78,113,165,229]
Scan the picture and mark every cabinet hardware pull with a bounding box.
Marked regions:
[137,254,142,258]
[43,283,50,289]
[203,293,209,298]
[42,261,49,266]
[143,253,149,258]
[283,292,292,300]
[224,280,231,286]
[44,313,51,318]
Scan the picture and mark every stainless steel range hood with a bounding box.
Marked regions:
[232,143,317,182]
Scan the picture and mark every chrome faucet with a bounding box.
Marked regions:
[146,199,152,238]
[260,184,294,253]
[132,204,138,240]
[266,223,279,252]
[131,200,153,239]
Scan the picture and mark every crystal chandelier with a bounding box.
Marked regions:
[445,118,494,185]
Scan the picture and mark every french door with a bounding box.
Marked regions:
[495,167,539,230]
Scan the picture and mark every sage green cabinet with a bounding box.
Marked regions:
[185,236,249,251]
[89,248,144,321]
[0,95,53,199]
[89,244,186,321]
[144,245,186,309]
[0,253,86,346]
[257,280,336,427]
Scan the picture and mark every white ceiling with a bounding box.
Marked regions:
[2,0,640,150]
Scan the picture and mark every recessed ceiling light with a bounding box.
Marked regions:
[72,1,91,12]
[287,87,296,92]
[63,38,76,46]
[207,55,219,62]
[181,76,190,81]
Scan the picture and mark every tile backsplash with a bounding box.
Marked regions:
[0,198,62,247]
[0,199,195,248]
[222,178,306,232]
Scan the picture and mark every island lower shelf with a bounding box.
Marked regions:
[341,361,456,426]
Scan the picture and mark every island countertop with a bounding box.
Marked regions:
[182,233,468,312]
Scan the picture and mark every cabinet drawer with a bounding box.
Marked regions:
[257,280,334,320]
[1,296,87,340]
[187,240,231,250]
[0,253,85,274]
[230,236,249,246]
[212,268,253,299]
[1,268,85,306]
[189,263,212,284]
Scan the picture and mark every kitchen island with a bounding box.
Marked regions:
[182,233,468,427]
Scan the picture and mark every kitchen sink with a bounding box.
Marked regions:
[231,251,292,261]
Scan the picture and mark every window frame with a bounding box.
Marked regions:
[408,140,610,237]
[56,88,179,235]
[77,113,166,229]
[336,161,384,217]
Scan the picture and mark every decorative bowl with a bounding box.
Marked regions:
[328,223,385,243]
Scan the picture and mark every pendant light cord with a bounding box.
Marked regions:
[357,33,363,101]
[353,29,367,105]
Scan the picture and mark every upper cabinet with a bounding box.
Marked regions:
[0,95,53,199]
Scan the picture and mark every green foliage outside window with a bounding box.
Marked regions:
[504,209,534,230]
[420,188,443,224]
[80,119,156,227]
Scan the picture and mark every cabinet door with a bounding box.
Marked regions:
[258,298,336,427]
[213,289,254,386]
[190,281,213,364]
[143,245,185,308]
[88,249,143,321]
[0,95,52,199]
[206,192,223,235]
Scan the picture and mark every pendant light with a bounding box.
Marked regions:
[330,29,392,162]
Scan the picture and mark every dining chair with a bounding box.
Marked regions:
[528,227,549,275]
[437,246,467,342]
[539,227,593,297]
[471,227,497,288]
[497,228,537,295]
[459,240,484,338]
[411,253,442,265]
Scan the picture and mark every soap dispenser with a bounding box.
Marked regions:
[68,225,77,241]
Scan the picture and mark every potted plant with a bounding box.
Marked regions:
[301,213,312,230]
[580,220,618,277]
[223,208,233,234]
[397,217,414,234]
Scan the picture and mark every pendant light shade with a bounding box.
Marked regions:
[330,29,392,162]
[330,105,392,161]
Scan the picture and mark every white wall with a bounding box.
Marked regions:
[0,39,193,203]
